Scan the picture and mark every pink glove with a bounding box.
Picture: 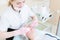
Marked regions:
[28,20,38,28]
[18,27,30,35]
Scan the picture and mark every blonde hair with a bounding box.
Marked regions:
[8,0,25,6]
[8,0,14,6]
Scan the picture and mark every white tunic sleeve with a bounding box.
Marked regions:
[0,14,10,31]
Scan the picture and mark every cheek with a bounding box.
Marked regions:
[11,2,16,6]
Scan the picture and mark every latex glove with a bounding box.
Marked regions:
[18,27,30,35]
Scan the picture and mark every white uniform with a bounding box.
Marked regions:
[0,4,35,32]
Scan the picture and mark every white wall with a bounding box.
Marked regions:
[25,0,50,7]
[0,0,8,16]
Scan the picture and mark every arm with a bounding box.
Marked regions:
[26,10,38,40]
[0,14,30,38]
[26,15,38,28]
[0,30,19,38]
[29,15,38,28]
[26,28,36,40]
[0,27,30,38]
